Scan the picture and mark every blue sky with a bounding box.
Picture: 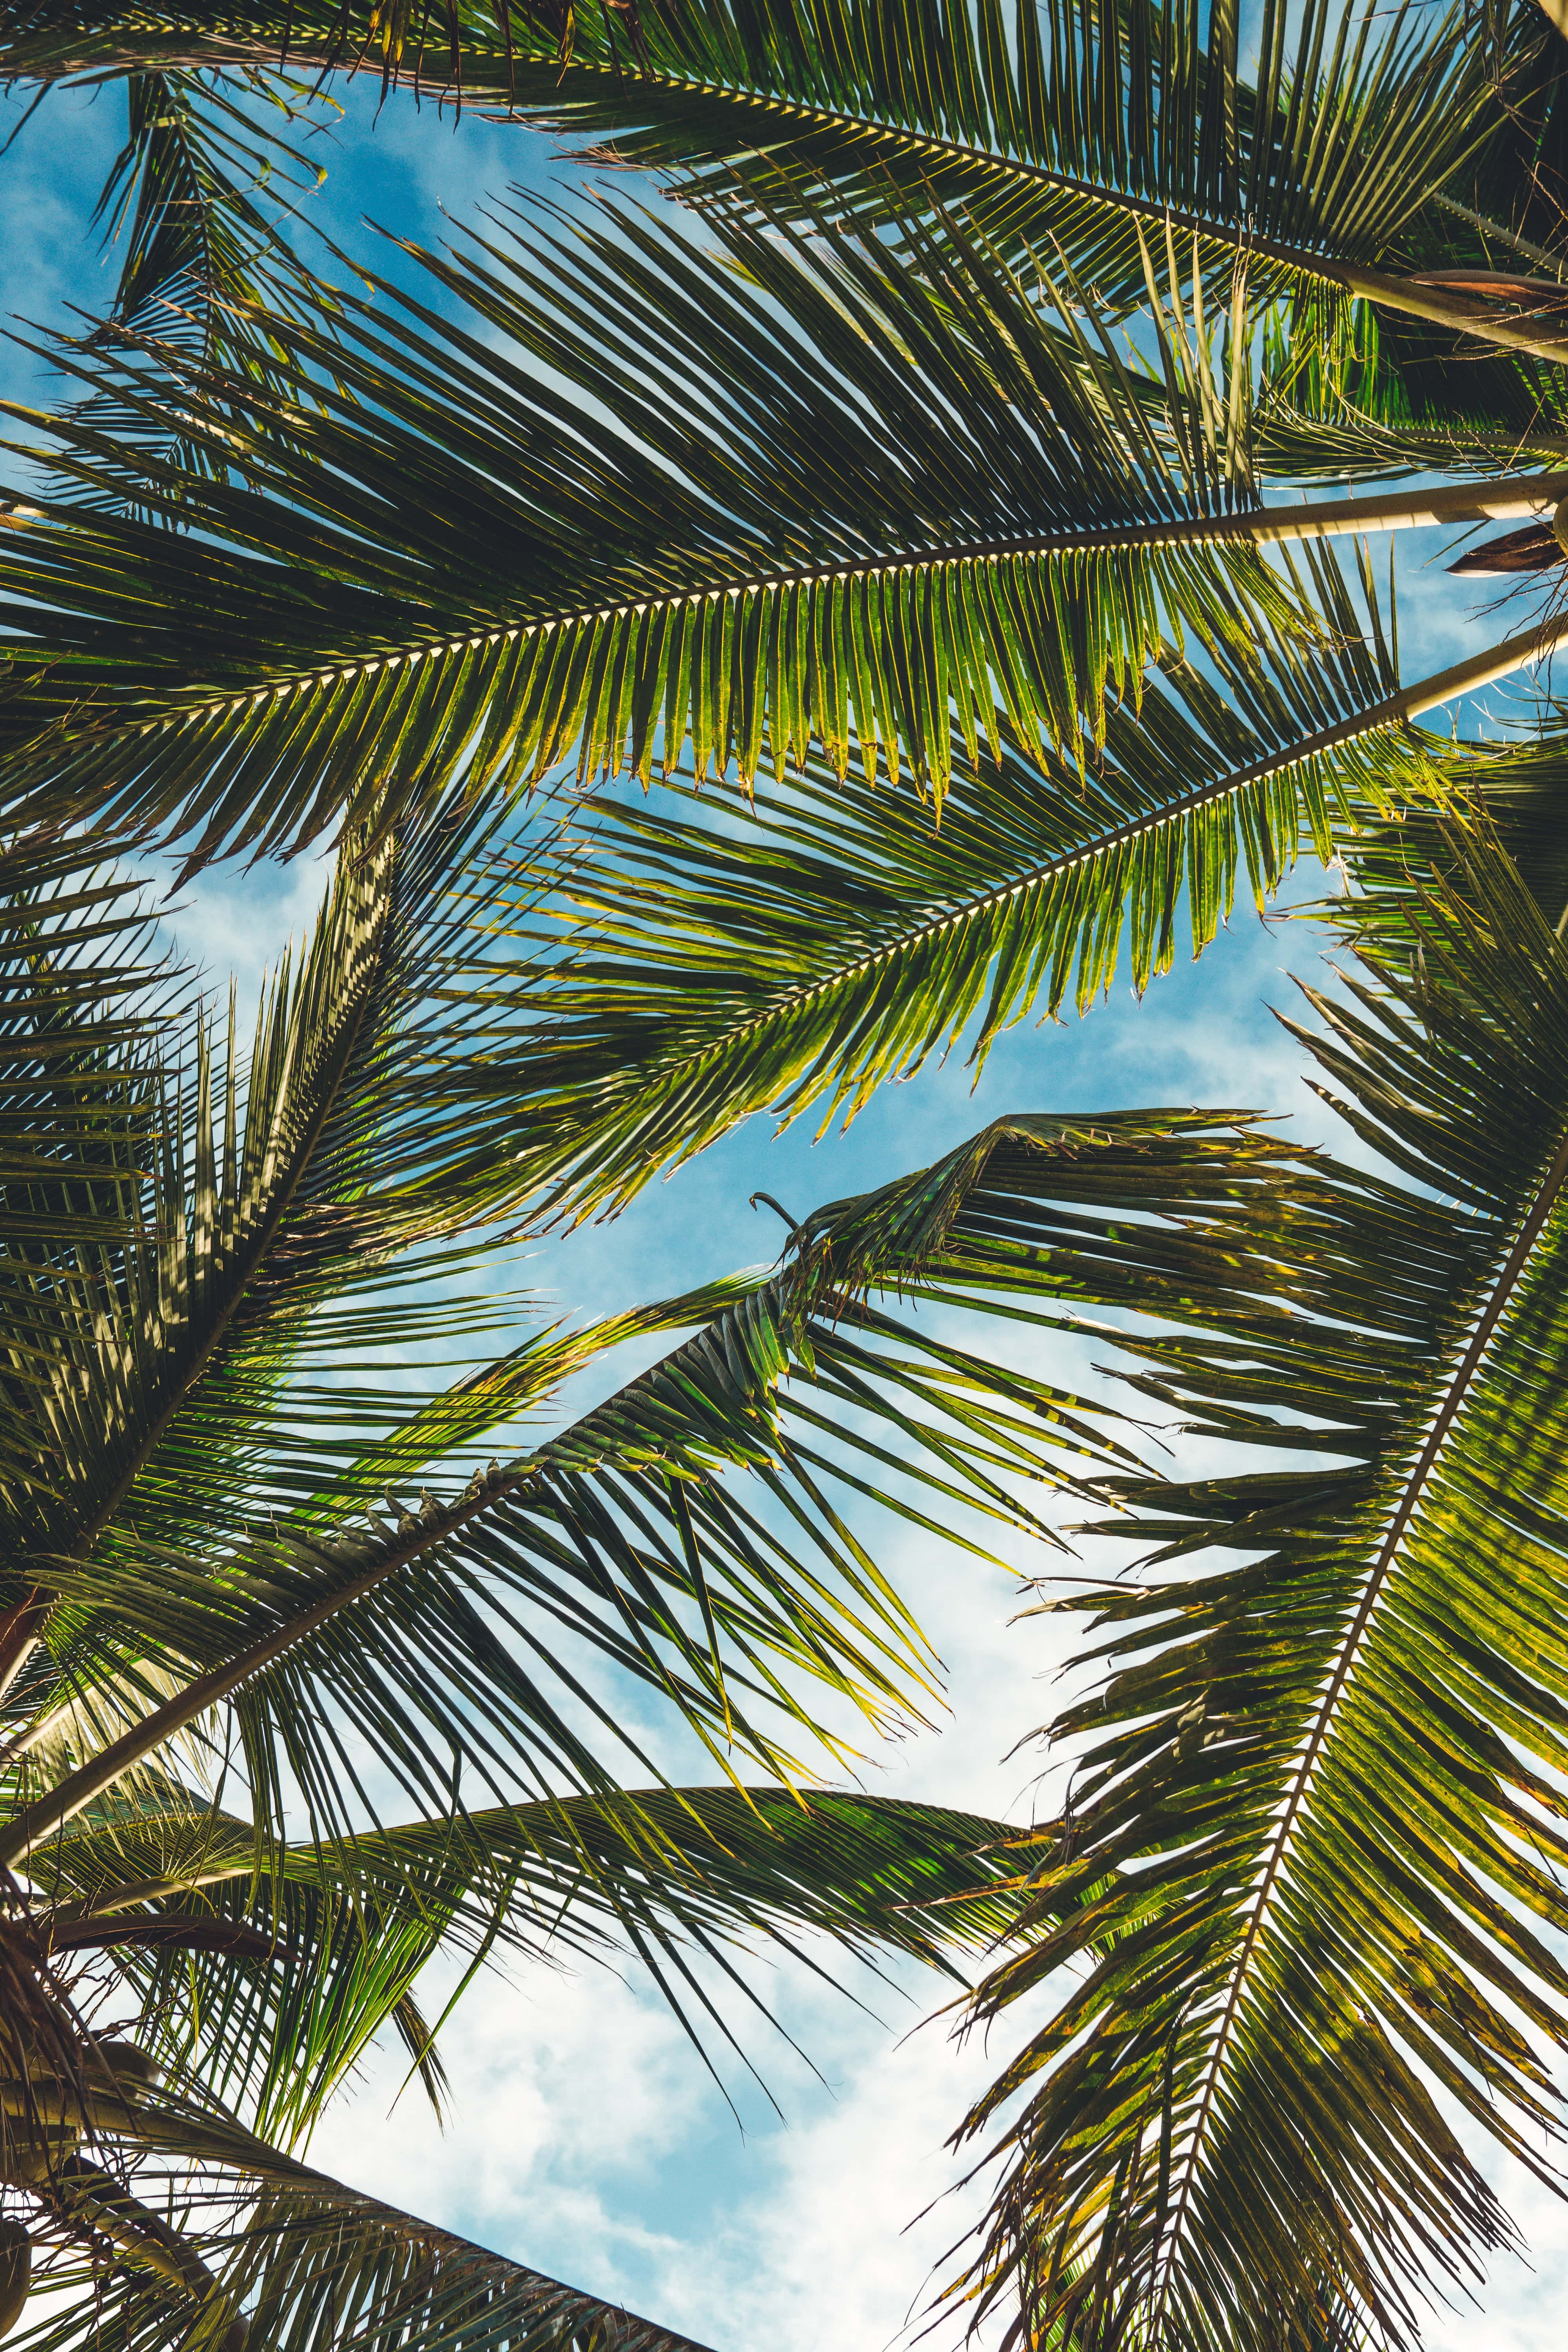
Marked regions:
[3,62,1565,2352]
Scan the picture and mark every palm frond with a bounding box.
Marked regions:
[1256,388,1568,485]
[0,183,1330,854]
[486,544,1568,1226]
[817,831,1568,2351]
[0,833,185,1499]
[0,831,168,1230]
[1256,279,1568,486]
[0,1147,1129,1869]
[1284,4,1568,440]
[0,0,1533,353]
[93,71,327,352]
[1252,4,1568,474]
[0,788,598,1733]
[1348,717,1568,931]
[646,0,1512,322]
[29,1777,1023,2140]
[7,2078,724,2352]
[44,67,341,510]
[1431,0,1568,266]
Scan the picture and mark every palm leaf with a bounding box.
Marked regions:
[29,1777,1024,2140]
[1,0,1546,360]
[7,2078,724,2352]
[39,2052,867,2352]
[90,71,327,357]
[0,832,186,1504]
[493,547,1568,1226]
[647,0,1524,334]
[0,836,166,1226]
[0,184,1330,855]
[0,789,570,1718]
[802,830,1568,2350]
[1255,385,1568,486]
[0,1154,1128,1867]
[1258,8,1568,449]
[14,173,1568,866]
[1347,721,1568,931]
[43,66,342,509]
[1254,276,1568,491]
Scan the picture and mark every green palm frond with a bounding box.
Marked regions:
[1255,390,1568,486]
[642,0,1514,323]
[0,790,572,1719]
[1256,288,1568,486]
[491,549,1568,1225]
[0,1055,1146,2346]
[0,832,185,1501]
[1253,8,1568,452]
[44,67,341,507]
[0,830,165,1235]
[15,7,1568,2344]
[776,831,1568,2350]
[0,0,1541,354]
[91,71,327,354]
[29,1777,1022,2140]
[1437,0,1568,260]
[0,1197,1124,1866]
[1347,721,1568,931]
[0,183,1329,854]
[13,80,1568,861]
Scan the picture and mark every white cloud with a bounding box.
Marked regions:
[1423,2160,1568,2352]
[296,1500,1097,2352]
[158,854,334,1022]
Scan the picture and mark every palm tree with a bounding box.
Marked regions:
[8,0,1568,2346]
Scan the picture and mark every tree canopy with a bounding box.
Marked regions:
[6,0,1568,2348]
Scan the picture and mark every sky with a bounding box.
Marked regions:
[3,57,1567,2352]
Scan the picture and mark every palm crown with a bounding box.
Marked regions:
[6,0,1568,2348]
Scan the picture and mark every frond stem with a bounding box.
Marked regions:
[47,1864,257,1924]
[0,1477,539,1867]
[0,862,392,1715]
[0,1271,797,1865]
[1428,191,1568,282]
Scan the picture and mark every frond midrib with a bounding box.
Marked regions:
[34,32,1560,359]
[76,903,392,1546]
[1,860,396,1712]
[30,5,1568,377]
[43,1782,1013,1920]
[0,29,1399,288]
[0,1273,795,1865]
